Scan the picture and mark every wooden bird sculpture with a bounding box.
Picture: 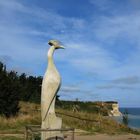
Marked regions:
[41,40,64,140]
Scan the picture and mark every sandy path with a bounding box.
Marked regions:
[75,134,140,140]
[0,132,140,140]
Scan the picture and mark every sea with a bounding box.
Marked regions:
[114,108,140,129]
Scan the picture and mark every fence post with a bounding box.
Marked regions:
[31,132,35,140]
[72,129,74,140]
[25,126,28,140]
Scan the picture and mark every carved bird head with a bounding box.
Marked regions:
[48,40,64,49]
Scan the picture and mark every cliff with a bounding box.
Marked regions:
[105,101,122,116]
[56,100,122,116]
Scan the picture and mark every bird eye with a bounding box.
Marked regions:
[48,42,53,46]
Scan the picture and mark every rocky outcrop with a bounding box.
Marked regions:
[107,102,122,116]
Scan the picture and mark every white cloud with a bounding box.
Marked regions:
[61,86,81,93]
[93,13,140,46]
[113,76,140,85]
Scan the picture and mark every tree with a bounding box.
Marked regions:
[0,62,20,117]
[19,75,42,103]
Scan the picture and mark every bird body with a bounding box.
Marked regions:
[41,45,61,121]
[41,40,64,140]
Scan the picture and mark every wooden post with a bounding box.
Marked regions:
[25,127,28,140]
[32,132,35,140]
[72,129,74,140]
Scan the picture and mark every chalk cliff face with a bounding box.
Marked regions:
[109,103,122,116]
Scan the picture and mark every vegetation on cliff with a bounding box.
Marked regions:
[56,100,118,116]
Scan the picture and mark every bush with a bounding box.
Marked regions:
[122,109,129,126]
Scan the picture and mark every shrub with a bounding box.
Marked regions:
[122,109,129,126]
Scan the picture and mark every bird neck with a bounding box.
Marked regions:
[47,46,55,68]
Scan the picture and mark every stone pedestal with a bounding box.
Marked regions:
[41,113,63,140]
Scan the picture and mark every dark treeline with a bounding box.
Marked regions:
[0,61,42,103]
[19,73,42,103]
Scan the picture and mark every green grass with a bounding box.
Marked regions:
[56,108,139,134]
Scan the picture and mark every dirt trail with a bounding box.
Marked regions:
[0,132,140,140]
[75,134,140,140]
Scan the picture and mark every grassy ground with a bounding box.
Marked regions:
[0,102,139,140]
[57,108,139,134]
[0,102,41,132]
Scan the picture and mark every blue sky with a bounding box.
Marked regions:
[0,0,140,107]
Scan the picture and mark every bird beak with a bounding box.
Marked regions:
[59,45,65,49]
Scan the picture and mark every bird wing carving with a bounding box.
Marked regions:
[41,76,60,121]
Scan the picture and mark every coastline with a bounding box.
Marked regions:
[111,107,140,129]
